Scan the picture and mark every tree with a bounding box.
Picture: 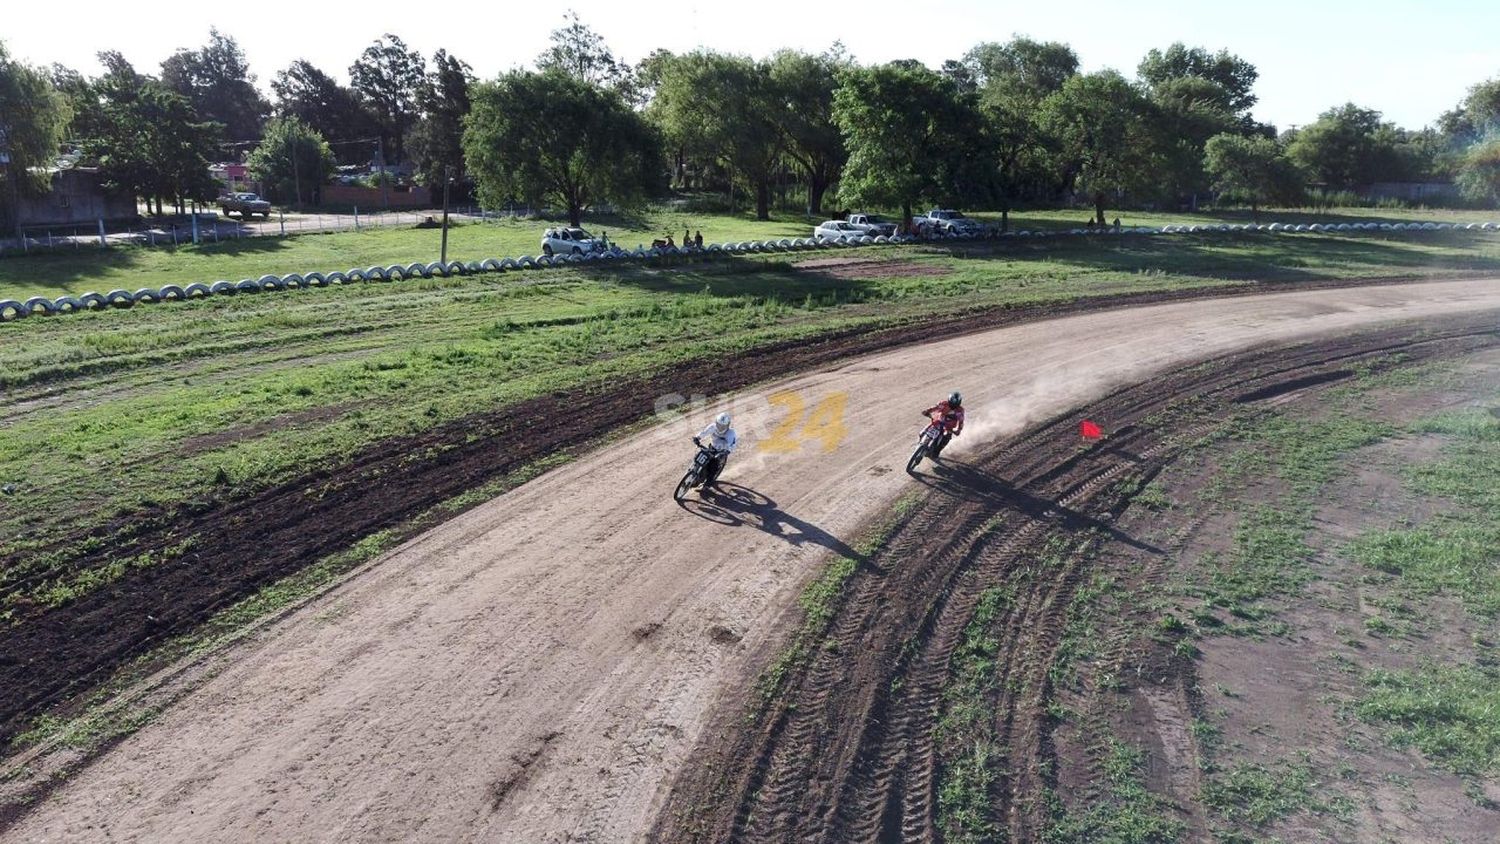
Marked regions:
[535,11,629,88]
[1203,133,1303,215]
[272,60,379,163]
[1456,136,1500,206]
[349,34,426,163]
[408,50,473,189]
[960,38,1079,217]
[648,51,782,219]
[768,49,849,214]
[0,42,72,236]
[465,70,660,227]
[247,117,334,206]
[1042,70,1160,224]
[961,38,1078,102]
[88,54,220,215]
[833,61,988,225]
[1138,43,1258,117]
[160,29,269,141]
[1286,103,1411,189]
[1439,78,1500,145]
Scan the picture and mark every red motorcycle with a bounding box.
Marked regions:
[906,410,957,473]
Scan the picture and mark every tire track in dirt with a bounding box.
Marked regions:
[654,319,1500,844]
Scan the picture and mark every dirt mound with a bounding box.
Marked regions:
[793,256,951,279]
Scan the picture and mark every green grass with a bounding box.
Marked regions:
[1045,740,1185,844]
[3,233,1498,620]
[1202,758,1321,827]
[935,585,1014,844]
[1190,417,1397,628]
[1356,663,1500,775]
[1348,407,1500,617]
[2,204,1498,299]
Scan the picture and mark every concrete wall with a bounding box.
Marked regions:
[17,169,136,227]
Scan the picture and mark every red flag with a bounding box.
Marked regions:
[1080,419,1103,440]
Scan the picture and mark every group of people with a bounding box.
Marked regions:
[691,391,966,489]
[653,230,706,250]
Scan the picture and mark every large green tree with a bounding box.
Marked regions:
[1138,43,1258,117]
[247,117,334,206]
[160,29,269,141]
[272,60,379,163]
[833,61,989,225]
[1203,133,1303,215]
[1285,103,1417,189]
[87,53,221,215]
[408,50,473,189]
[465,70,660,227]
[1042,70,1160,224]
[350,34,425,163]
[1456,136,1500,206]
[0,41,72,232]
[648,51,782,219]
[961,38,1080,216]
[535,11,630,88]
[768,48,849,215]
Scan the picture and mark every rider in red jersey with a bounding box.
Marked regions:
[922,391,965,458]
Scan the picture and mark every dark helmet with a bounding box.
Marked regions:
[948,391,962,407]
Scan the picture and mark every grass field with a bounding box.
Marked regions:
[1,205,1497,300]
[2,231,1498,619]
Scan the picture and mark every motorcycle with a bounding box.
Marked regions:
[906,411,954,474]
[674,437,725,501]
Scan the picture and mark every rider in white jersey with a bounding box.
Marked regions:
[696,412,738,486]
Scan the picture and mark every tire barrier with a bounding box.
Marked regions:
[4,218,1497,322]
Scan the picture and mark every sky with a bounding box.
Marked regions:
[4,0,1496,132]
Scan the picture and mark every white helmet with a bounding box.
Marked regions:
[714,412,731,432]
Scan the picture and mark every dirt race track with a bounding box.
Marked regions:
[6,279,1500,842]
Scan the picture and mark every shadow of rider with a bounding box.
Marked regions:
[676,482,865,562]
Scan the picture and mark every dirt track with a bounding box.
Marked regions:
[6,280,1500,842]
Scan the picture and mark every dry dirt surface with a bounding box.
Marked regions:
[5,279,1500,843]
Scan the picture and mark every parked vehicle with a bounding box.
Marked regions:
[540,227,605,256]
[674,437,728,501]
[218,192,271,219]
[814,220,868,241]
[922,209,986,235]
[847,213,897,237]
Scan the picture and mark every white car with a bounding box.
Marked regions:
[846,213,897,237]
[814,220,869,241]
[924,209,986,235]
[540,227,605,256]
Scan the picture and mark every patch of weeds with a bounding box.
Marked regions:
[1044,739,1185,843]
[1202,757,1323,827]
[1356,662,1500,775]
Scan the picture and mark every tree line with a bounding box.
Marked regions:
[2,18,1498,230]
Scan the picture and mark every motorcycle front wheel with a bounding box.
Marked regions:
[906,441,928,474]
[673,469,699,502]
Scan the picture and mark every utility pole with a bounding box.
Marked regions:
[377,138,390,210]
[440,166,453,265]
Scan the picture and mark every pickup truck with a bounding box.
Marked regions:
[218,192,272,219]
[846,213,897,237]
[922,209,986,235]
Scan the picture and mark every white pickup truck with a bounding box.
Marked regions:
[846,213,897,237]
[922,209,986,235]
